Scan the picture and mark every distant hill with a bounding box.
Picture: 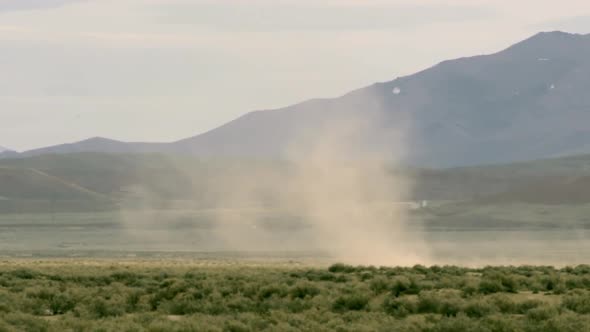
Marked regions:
[4,31,590,167]
[481,176,590,205]
[3,152,590,213]
[0,166,115,213]
[411,154,590,201]
[0,153,196,199]
[0,167,108,200]
[418,153,590,205]
[13,137,166,157]
[0,153,294,212]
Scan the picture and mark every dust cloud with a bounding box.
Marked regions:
[118,94,431,266]
[276,109,430,265]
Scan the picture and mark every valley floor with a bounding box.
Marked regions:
[2,204,590,266]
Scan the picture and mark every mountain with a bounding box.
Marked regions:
[5,31,590,167]
[0,146,18,158]
[12,137,166,156]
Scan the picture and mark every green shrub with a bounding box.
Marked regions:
[110,271,141,285]
[499,275,518,293]
[417,291,441,314]
[289,282,320,299]
[126,290,143,312]
[439,297,464,317]
[2,313,49,332]
[426,314,481,332]
[328,263,357,273]
[286,298,311,313]
[48,293,75,315]
[543,312,590,332]
[10,269,36,280]
[91,298,123,318]
[461,280,478,297]
[463,298,496,318]
[258,285,286,300]
[224,320,251,332]
[164,294,203,315]
[479,279,503,294]
[516,299,543,314]
[332,294,369,312]
[526,305,559,321]
[369,276,390,294]
[487,294,516,314]
[562,291,590,314]
[391,276,420,297]
[541,275,561,292]
[382,296,417,318]
[416,291,464,317]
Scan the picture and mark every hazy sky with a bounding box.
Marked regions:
[1,0,590,151]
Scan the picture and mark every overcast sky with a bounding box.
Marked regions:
[1,0,590,151]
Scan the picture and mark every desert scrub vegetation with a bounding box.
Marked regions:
[1,262,590,331]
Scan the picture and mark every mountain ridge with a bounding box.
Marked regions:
[4,31,590,167]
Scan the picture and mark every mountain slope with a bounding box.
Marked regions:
[0,166,115,213]
[6,31,590,167]
[0,153,196,199]
[0,167,106,200]
[171,31,590,166]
